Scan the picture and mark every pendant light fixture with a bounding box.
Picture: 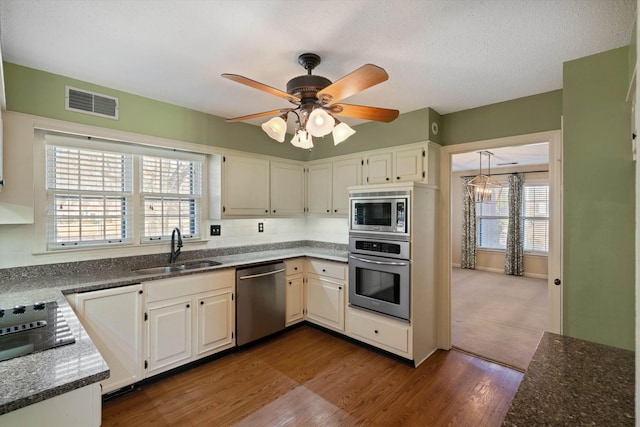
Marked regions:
[465,151,502,202]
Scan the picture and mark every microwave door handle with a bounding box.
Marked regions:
[349,255,409,267]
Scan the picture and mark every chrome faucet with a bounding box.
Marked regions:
[169,227,183,263]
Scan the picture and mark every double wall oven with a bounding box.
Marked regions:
[348,190,411,321]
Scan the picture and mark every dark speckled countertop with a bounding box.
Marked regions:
[503,332,634,426]
[0,241,347,416]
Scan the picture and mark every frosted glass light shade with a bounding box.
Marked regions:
[261,116,287,142]
[306,109,335,137]
[332,122,356,145]
[291,130,313,149]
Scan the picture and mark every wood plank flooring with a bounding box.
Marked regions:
[102,325,523,426]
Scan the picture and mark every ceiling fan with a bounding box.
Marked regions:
[222,53,399,148]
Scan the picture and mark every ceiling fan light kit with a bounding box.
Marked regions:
[222,53,399,149]
[261,116,287,142]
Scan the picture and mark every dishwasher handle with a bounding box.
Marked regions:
[238,268,286,280]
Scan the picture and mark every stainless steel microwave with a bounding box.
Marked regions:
[349,194,409,234]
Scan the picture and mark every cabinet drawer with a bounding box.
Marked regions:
[348,309,409,353]
[285,258,304,276]
[146,269,234,302]
[306,259,346,281]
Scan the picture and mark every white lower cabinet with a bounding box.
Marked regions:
[346,307,412,358]
[68,284,144,394]
[305,259,346,332]
[145,269,235,377]
[146,296,193,376]
[285,258,305,326]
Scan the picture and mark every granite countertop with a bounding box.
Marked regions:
[0,243,347,416]
[502,332,635,426]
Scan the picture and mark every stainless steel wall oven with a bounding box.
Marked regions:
[348,234,410,320]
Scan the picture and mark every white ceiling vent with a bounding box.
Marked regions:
[65,86,119,120]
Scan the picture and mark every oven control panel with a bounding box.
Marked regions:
[355,240,402,255]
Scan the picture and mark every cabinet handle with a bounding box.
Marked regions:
[294,267,298,271]
[326,209,330,213]
[339,286,342,290]
[386,177,389,181]
[334,209,337,212]
[186,304,190,308]
[322,269,326,272]
[138,290,143,294]
[265,209,268,213]
[374,330,378,334]
[289,281,292,285]
[273,210,276,213]
[200,301,204,305]
[397,177,400,180]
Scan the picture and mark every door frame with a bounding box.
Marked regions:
[437,129,563,349]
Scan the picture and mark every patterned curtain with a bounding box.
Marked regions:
[505,173,524,276]
[461,177,476,269]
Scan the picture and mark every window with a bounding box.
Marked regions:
[45,135,205,250]
[46,145,133,248]
[523,184,549,253]
[476,186,509,250]
[141,156,202,241]
[475,182,549,254]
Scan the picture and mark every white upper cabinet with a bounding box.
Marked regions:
[332,157,362,215]
[365,152,393,184]
[393,146,424,182]
[306,162,332,215]
[270,161,305,216]
[222,154,270,217]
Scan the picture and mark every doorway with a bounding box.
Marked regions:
[438,130,562,369]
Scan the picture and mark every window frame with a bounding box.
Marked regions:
[41,132,206,252]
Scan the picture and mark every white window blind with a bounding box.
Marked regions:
[475,182,549,254]
[46,145,133,248]
[523,184,549,253]
[476,186,510,249]
[141,155,202,241]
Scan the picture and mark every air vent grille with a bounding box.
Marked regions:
[66,86,119,119]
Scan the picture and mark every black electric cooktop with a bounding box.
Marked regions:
[0,301,76,362]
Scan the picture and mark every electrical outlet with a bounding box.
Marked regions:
[258,222,264,233]
[210,225,221,236]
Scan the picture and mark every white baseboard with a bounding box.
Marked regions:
[451,264,548,280]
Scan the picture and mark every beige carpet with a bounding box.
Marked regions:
[451,267,547,371]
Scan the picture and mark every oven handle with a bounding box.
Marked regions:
[349,255,409,267]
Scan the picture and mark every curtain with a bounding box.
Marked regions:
[461,177,476,269]
[505,173,524,276]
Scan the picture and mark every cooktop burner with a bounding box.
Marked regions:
[0,301,76,362]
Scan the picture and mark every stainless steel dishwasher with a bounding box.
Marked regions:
[236,262,286,346]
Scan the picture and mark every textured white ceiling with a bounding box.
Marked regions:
[0,0,635,130]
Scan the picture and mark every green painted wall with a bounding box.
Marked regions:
[3,62,307,161]
[441,90,563,145]
[563,46,634,350]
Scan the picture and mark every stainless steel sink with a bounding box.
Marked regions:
[133,259,221,275]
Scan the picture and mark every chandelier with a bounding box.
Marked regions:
[261,106,355,149]
[465,151,502,202]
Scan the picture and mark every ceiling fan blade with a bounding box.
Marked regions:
[225,108,292,123]
[329,104,399,123]
[317,64,389,104]
[222,73,300,103]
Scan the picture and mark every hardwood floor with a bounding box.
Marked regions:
[102,325,523,426]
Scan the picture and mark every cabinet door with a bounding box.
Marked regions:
[332,157,362,215]
[147,297,192,376]
[286,275,304,325]
[73,284,144,394]
[270,161,305,216]
[366,152,392,184]
[306,276,344,331]
[196,292,234,357]
[223,154,270,216]
[306,163,332,215]
[394,146,424,182]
